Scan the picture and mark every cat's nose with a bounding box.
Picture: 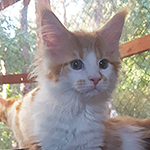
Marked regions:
[89,77,101,85]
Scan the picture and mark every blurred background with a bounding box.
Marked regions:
[0,0,150,149]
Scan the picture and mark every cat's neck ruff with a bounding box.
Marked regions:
[37,77,108,113]
[32,79,108,150]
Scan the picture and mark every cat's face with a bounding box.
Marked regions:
[36,8,126,98]
[68,51,117,97]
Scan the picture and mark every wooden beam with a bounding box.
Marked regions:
[120,34,150,58]
[0,0,20,11]
[0,73,36,84]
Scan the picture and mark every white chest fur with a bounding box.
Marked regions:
[31,83,107,150]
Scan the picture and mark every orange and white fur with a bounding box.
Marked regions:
[0,1,150,150]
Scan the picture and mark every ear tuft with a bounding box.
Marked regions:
[36,0,51,12]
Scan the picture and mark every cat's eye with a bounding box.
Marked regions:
[70,59,83,70]
[99,59,108,69]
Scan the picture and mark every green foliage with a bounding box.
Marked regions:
[113,51,150,119]
[0,16,37,75]
[0,122,16,149]
[6,84,21,98]
[119,0,150,42]
[112,0,150,119]
[0,12,37,150]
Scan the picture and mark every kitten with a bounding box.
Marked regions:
[29,1,124,149]
[0,1,150,150]
[0,6,123,149]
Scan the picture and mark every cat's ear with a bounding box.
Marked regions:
[40,10,71,64]
[97,11,126,56]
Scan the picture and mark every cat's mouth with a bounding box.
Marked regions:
[86,86,100,93]
[75,84,101,95]
[81,86,100,94]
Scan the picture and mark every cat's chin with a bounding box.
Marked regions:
[85,89,100,97]
[77,88,100,98]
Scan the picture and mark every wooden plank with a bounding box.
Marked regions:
[0,73,36,84]
[120,34,150,58]
[0,0,20,11]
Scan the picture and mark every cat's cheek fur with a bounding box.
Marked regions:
[68,70,88,91]
[99,64,118,92]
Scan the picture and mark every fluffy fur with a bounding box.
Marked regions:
[0,1,150,150]
[102,117,150,150]
[30,1,124,149]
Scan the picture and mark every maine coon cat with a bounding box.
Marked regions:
[0,0,150,150]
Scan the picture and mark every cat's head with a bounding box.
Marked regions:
[35,3,126,98]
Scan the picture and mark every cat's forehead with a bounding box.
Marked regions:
[82,47,101,62]
[72,32,102,60]
[83,51,98,67]
[73,31,98,50]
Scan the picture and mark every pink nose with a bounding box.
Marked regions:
[89,78,101,85]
